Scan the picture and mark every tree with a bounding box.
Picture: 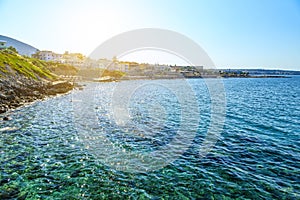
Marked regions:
[7,46,18,54]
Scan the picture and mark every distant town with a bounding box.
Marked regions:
[1,35,300,81]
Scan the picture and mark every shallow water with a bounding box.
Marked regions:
[0,77,299,199]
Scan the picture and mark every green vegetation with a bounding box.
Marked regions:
[7,46,18,54]
[101,69,125,78]
[219,70,250,77]
[46,62,78,76]
[0,49,123,81]
[0,49,78,79]
[77,68,126,80]
[0,49,56,80]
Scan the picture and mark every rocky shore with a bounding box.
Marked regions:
[0,75,74,114]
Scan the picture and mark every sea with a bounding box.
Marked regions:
[0,76,299,199]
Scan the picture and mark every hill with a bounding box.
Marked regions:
[0,35,39,57]
[0,49,76,114]
[0,49,56,80]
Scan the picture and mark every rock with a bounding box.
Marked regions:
[3,116,10,121]
[0,76,74,114]
[7,89,15,95]
[0,93,7,100]
[0,109,6,114]
[5,95,15,101]
[46,81,74,95]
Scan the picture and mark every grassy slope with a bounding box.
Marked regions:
[101,69,125,78]
[0,50,125,81]
[46,62,78,76]
[0,50,78,80]
[0,50,56,80]
[77,68,126,79]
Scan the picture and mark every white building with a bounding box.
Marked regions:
[32,50,62,62]
[61,53,85,67]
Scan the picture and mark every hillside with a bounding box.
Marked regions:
[0,49,78,79]
[46,62,79,76]
[0,50,76,114]
[0,35,39,57]
[0,50,56,80]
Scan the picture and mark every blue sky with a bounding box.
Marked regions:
[1,0,300,70]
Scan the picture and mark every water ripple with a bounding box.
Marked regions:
[0,77,299,199]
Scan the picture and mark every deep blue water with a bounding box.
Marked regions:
[0,76,299,199]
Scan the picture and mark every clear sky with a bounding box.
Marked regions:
[1,0,300,70]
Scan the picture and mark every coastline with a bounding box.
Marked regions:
[94,74,290,82]
[0,76,74,115]
[0,73,290,115]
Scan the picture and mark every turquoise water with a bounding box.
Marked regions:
[0,77,299,199]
